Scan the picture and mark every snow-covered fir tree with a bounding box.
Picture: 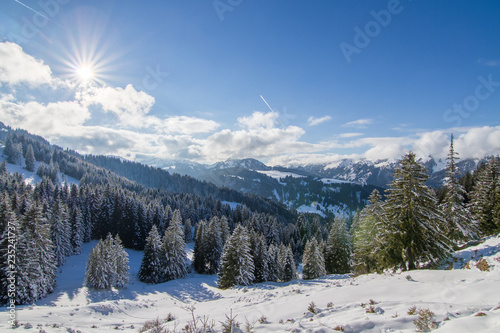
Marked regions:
[468,156,499,235]
[0,195,18,304]
[69,206,83,255]
[24,144,36,172]
[85,234,129,289]
[250,231,269,283]
[50,197,71,266]
[279,243,296,282]
[384,152,452,270]
[218,224,255,289]
[139,225,165,283]
[112,235,129,288]
[302,238,326,280]
[266,243,280,282]
[325,215,351,274]
[193,220,208,274]
[162,210,187,281]
[205,216,224,274]
[440,134,478,244]
[352,189,386,274]
[184,218,193,243]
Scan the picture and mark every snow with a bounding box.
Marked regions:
[2,233,500,332]
[296,203,327,218]
[4,160,79,187]
[321,178,354,184]
[221,201,241,210]
[255,170,306,180]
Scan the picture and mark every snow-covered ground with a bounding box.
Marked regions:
[255,170,306,180]
[2,235,500,332]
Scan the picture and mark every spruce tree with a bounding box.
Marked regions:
[251,232,269,283]
[162,210,187,281]
[205,216,223,274]
[325,215,351,274]
[469,156,499,235]
[139,225,165,283]
[50,197,71,266]
[193,220,208,274]
[218,224,254,288]
[352,189,386,274]
[384,152,452,270]
[266,243,280,282]
[440,135,478,243]
[112,235,129,288]
[302,238,326,280]
[24,144,36,172]
[279,243,296,282]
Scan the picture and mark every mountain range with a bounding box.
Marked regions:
[134,155,482,218]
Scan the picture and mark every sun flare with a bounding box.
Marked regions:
[76,65,95,82]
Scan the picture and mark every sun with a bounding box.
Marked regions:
[75,65,95,82]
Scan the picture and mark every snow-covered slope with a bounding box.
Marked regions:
[3,235,500,332]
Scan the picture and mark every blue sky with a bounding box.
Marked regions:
[1,0,499,166]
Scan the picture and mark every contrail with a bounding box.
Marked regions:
[13,0,65,28]
[260,95,286,128]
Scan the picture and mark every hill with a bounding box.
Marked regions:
[2,234,499,332]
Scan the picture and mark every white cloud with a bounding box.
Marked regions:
[0,98,91,137]
[237,111,278,129]
[78,84,155,125]
[343,118,373,128]
[308,115,332,126]
[338,132,363,138]
[0,42,54,87]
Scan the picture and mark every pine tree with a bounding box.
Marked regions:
[279,243,296,282]
[352,189,386,274]
[251,232,269,283]
[325,215,351,274]
[384,152,452,270]
[24,144,36,172]
[193,220,208,274]
[50,197,71,266]
[112,235,129,288]
[440,134,478,244]
[205,216,223,274]
[184,218,193,243]
[266,243,280,282]
[218,224,254,288]
[469,156,499,235]
[162,210,187,281]
[85,234,129,289]
[302,238,326,280]
[0,195,17,304]
[139,225,165,283]
[69,206,83,255]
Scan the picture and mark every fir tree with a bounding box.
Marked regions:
[469,156,499,235]
[184,218,193,243]
[50,197,71,266]
[193,220,207,274]
[251,232,269,283]
[266,243,280,282]
[325,215,351,274]
[440,134,478,244]
[384,152,452,270]
[85,234,129,289]
[162,210,187,281]
[302,238,326,280]
[139,225,165,283]
[352,189,386,274]
[279,243,297,282]
[24,144,36,172]
[205,216,224,274]
[69,206,83,255]
[218,224,254,289]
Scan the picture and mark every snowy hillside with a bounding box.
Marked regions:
[3,235,500,332]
